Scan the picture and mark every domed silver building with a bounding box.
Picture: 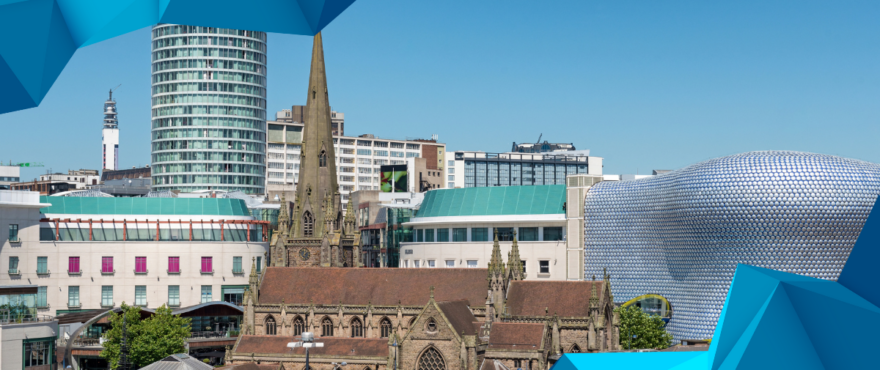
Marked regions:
[583,151,880,340]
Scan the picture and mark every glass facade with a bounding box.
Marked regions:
[583,151,880,340]
[462,158,589,188]
[151,24,267,193]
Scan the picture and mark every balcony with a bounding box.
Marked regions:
[8,269,20,276]
[134,269,149,275]
[189,330,239,340]
[0,314,54,326]
[68,269,82,275]
[101,269,115,276]
[36,269,50,276]
[200,269,214,275]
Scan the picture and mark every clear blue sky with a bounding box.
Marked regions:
[3,0,879,181]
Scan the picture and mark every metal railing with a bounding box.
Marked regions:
[188,330,238,339]
[0,313,54,325]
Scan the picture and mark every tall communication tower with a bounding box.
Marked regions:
[102,87,120,170]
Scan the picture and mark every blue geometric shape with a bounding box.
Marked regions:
[0,0,357,114]
[552,195,880,370]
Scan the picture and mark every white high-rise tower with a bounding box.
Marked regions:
[102,90,120,171]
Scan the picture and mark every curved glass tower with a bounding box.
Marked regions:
[151,24,267,194]
[583,151,880,340]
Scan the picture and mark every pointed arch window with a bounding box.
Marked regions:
[322,317,334,337]
[380,317,392,338]
[303,211,314,237]
[569,344,581,353]
[351,317,364,337]
[265,316,277,335]
[416,347,446,370]
[293,316,305,336]
[319,150,327,167]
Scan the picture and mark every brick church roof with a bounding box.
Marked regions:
[436,300,479,335]
[234,336,389,357]
[259,267,489,307]
[506,281,605,317]
[487,322,545,350]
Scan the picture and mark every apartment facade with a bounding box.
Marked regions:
[446,151,602,189]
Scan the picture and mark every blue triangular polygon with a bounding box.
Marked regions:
[552,352,707,370]
[0,0,55,103]
[781,281,880,369]
[160,0,313,35]
[838,195,880,307]
[0,55,37,112]
[783,280,880,314]
[316,0,357,31]
[56,0,156,47]
[714,285,824,370]
[39,1,76,101]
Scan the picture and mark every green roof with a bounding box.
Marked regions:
[416,185,566,218]
[39,196,250,216]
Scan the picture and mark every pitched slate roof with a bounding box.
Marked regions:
[487,322,545,351]
[416,185,566,217]
[140,354,214,370]
[436,300,478,336]
[39,196,250,216]
[259,267,488,307]
[506,281,604,317]
[234,336,388,357]
[216,362,280,370]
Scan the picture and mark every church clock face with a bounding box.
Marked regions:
[299,248,311,261]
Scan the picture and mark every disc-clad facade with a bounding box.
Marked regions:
[151,24,267,194]
[583,151,880,340]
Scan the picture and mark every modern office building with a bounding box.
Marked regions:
[511,140,576,153]
[102,89,120,171]
[0,190,270,317]
[265,117,446,203]
[582,151,880,340]
[38,169,101,189]
[447,150,602,189]
[0,165,20,189]
[150,24,267,194]
[0,286,58,370]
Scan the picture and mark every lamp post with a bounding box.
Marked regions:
[288,332,323,370]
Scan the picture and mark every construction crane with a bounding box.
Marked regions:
[7,161,44,167]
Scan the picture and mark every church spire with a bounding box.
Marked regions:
[278,193,289,235]
[487,229,505,280]
[293,31,339,238]
[507,230,524,281]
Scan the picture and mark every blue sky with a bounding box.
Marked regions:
[2,0,879,181]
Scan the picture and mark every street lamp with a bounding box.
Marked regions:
[288,332,324,370]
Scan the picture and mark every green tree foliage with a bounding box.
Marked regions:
[617,305,674,349]
[100,303,192,369]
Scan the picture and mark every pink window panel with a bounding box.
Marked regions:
[201,257,212,273]
[168,257,180,273]
[69,257,80,272]
[135,257,147,273]
[102,256,113,273]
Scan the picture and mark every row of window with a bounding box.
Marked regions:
[152,82,265,98]
[152,151,264,164]
[152,116,265,130]
[152,47,267,64]
[152,162,265,175]
[153,58,266,74]
[152,94,266,109]
[402,259,551,273]
[464,161,589,187]
[152,25,267,42]
[415,227,564,242]
[152,174,264,186]
[8,256,260,275]
[152,104,266,119]
[264,315,396,338]
[153,35,266,53]
[64,284,237,308]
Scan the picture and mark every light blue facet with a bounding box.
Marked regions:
[0,0,357,114]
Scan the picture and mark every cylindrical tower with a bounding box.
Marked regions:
[102,90,119,171]
[151,24,267,194]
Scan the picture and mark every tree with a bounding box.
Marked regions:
[101,303,192,369]
[617,305,674,349]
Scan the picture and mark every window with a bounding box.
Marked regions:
[303,211,314,237]
[8,224,18,242]
[135,256,147,273]
[222,286,246,305]
[417,347,446,370]
[101,256,113,273]
[322,317,334,336]
[265,316,277,335]
[168,256,180,273]
[68,286,80,307]
[570,344,581,353]
[427,260,436,268]
[293,316,305,336]
[256,256,262,273]
[445,260,455,268]
[417,229,423,242]
[37,256,48,274]
[24,339,52,368]
[522,260,527,274]
[452,228,467,242]
[425,229,434,242]
[380,318,392,338]
[495,228,515,241]
[471,228,488,242]
[101,286,113,307]
[426,318,437,332]
[8,256,18,273]
[233,256,243,273]
[539,260,550,274]
[68,257,80,273]
[201,285,212,303]
[544,227,564,241]
[135,286,147,306]
[448,175,454,181]
[467,260,478,268]
[319,150,327,167]
[448,160,455,167]
[448,182,454,188]
[351,317,364,337]
[437,229,449,242]
[37,286,47,308]
[357,148,372,156]
[201,256,213,273]
[519,227,539,241]
[168,285,180,306]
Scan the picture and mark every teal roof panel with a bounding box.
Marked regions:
[415,185,565,218]
[39,196,250,216]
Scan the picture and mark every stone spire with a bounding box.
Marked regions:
[343,194,355,235]
[488,229,506,319]
[487,229,506,280]
[248,257,259,303]
[507,230,524,281]
[293,32,339,238]
[278,193,289,235]
[589,275,599,309]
